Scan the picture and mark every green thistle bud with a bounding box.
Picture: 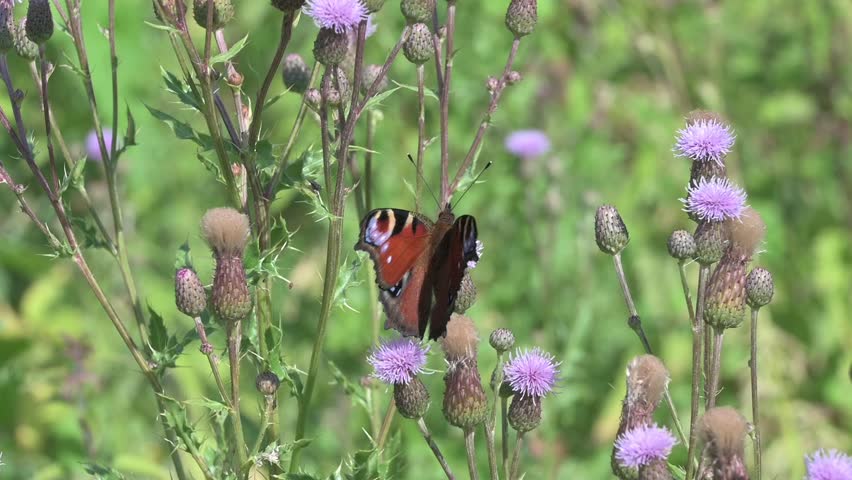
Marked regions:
[25,0,53,44]
[403,23,433,65]
[201,208,252,323]
[667,230,695,260]
[255,371,281,396]
[154,0,186,24]
[595,205,630,255]
[489,328,515,354]
[361,64,387,95]
[193,0,234,31]
[693,221,728,265]
[505,0,537,38]
[453,273,476,314]
[442,359,487,430]
[0,7,14,53]
[394,377,430,419]
[313,28,349,66]
[508,394,541,432]
[13,20,39,60]
[704,248,748,330]
[175,267,207,317]
[746,267,774,309]
[304,87,322,111]
[320,66,351,107]
[638,461,673,480]
[363,0,385,13]
[271,0,305,11]
[401,0,434,24]
[282,53,311,93]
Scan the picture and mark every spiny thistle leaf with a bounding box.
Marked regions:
[160,67,202,111]
[209,33,248,65]
[332,255,363,311]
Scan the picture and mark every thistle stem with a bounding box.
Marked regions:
[464,428,480,480]
[611,253,688,447]
[417,418,456,480]
[377,398,397,450]
[686,265,709,480]
[251,394,276,456]
[486,354,505,480]
[706,329,725,409]
[439,2,457,202]
[509,431,524,480]
[227,320,248,469]
[193,317,230,406]
[415,63,427,214]
[501,397,510,480]
[750,307,762,480]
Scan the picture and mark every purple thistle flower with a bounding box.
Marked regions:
[304,0,367,33]
[681,177,747,222]
[805,449,852,480]
[85,128,114,163]
[674,119,735,165]
[504,348,559,398]
[368,338,428,385]
[504,130,551,159]
[614,424,677,468]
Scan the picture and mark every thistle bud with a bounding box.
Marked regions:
[154,0,186,24]
[505,0,537,38]
[25,0,52,44]
[453,273,476,314]
[693,221,727,265]
[320,67,351,107]
[175,268,207,317]
[666,230,695,260]
[313,28,349,66]
[13,19,38,60]
[508,395,541,432]
[271,0,305,12]
[361,64,388,95]
[595,205,630,255]
[486,76,499,93]
[401,0,434,24]
[201,207,252,323]
[0,6,13,53]
[403,23,433,65]
[363,0,385,12]
[699,407,749,480]
[745,267,773,308]
[394,377,430,419]
[442,358,487,430]
[505,70,522,85]
[489,328,515,354]
[255,371,281,396]
[193,0,234,30]
[639,461,674,480]
[304,88,322,111]
[282,53,311,93]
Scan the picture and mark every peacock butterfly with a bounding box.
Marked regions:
[355,204,480,340]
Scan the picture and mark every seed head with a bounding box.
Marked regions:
[674,116,735,165]
[255,371,281,396]
[305,0,367,33]
[201,207,250,256]
[175,268,207,317]
[614,424,677,469]
[489,328,515,354]
[504,129,550,158]
[805,449,852,480]
[505,0,537,38]
[746,267,774,308]
[192,0,234,30]
[440,313,479,362]
[400,0,434,24]
[666,230,695,260]
[699,406,748,456]
[504,348,559,398]
[626,355,669,411]
[595,205,630,255]
[682,177,747,223]
[403,22,433,65]
[394,377,430,419]
[282,54,311,93]
[367,337,428,385]
[726,206,765,256]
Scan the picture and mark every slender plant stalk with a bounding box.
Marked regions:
[192,317,231,405]
[415,64,427,213]
[417,418,456,480]
[501,397,509,480]
[171,408,217,480]
[251,395,276,456]
[36,47,59,193]
[610,253,688,446]
[685,265,710,480]
[509,431,524,480]
[750,307,762,480]
[487,354,505,480]
[678,261,697,321]
[464,429,480,480]
[438,2,457,202]
[707,329,724,409]
[377,399,397,450]
[227,320,248,469]
[364,110,376,212]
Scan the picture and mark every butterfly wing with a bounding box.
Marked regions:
[377,265,432,337]
[427,215,479,340]
[355,208,432,290]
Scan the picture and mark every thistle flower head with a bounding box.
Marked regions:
[368,338,428,385]
[614,424,677,468]
[305,0,367,33]
[727,206,765,255]
[674,118,735,165]
[504,129,551,158]
[85,129,113,162]
[682,177,747,222]
[504,348,559,398]
[699,406,748,456]
[626,354,669,409]
[201,207,250,256]
[805,449,852,480]
[440,313,479,362]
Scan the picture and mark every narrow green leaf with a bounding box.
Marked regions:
[391,80,439,101]
[209,34,249,65]
[361,86,401,112]
[124,105,137,147]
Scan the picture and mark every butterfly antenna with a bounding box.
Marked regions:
[451,161,492,210]
[407,154,441,209]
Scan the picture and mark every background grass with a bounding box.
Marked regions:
[1,0,850,478]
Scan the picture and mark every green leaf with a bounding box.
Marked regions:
[347,449,379,480]
[391,80,439,102]
[147,306,193,372]
[70,215,111,251]
[148,306,168,353]
[146,105,207,147]
[210,34,249,65]
[123,105,137,147]
[144,20,180,33]
[174,242,194,270]
[361,85,402,112]
[83,464,127,480]
[283,474,321,480]
[332,255,363,311]
[197,151,224,181]
[327,360,369,413]
[160,67,202,111]
[69,158,87,190]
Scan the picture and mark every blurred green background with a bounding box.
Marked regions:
[1,0,851,479]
